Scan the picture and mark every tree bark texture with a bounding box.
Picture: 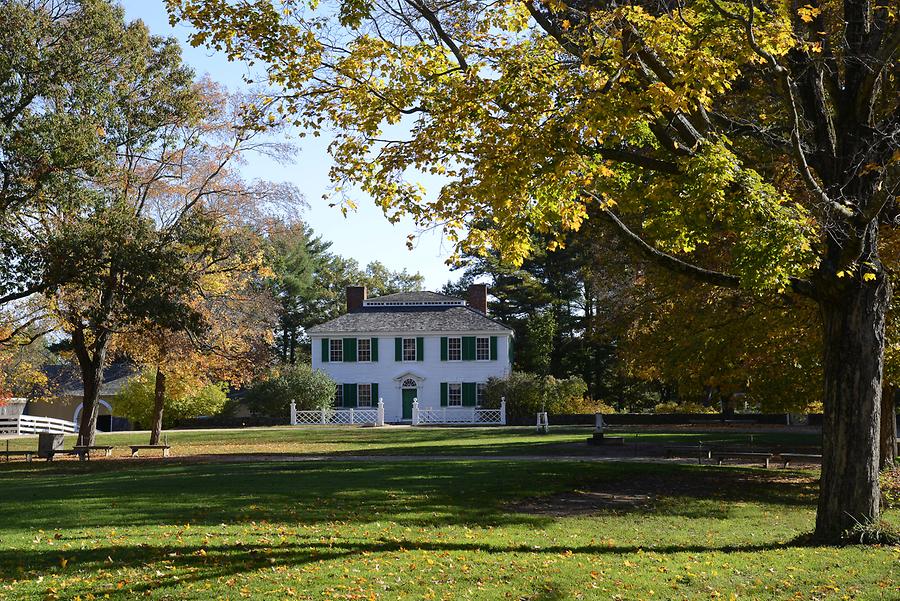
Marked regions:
[77,361,104,447]
[880,384,897,470]
[815,274,890,539]
[150,366,166,446]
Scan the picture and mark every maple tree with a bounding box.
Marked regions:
[171,0,898,540]
[117,269,273,445]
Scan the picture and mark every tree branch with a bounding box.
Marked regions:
[586,191,818,299]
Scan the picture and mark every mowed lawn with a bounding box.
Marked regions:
[1,425,823,458]
[0,453,897,600]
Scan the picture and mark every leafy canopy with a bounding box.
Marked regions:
[166,0,844,290]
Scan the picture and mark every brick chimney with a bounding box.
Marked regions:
[346,286,367,313]
[466,283,488,314]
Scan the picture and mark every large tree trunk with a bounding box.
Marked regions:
[77,361,104,447]
[815,274,890,540]
[149,366,166,446]
[72,327,110,447]
[880,384,897,470]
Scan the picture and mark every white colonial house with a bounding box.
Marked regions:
[307,285,513,424]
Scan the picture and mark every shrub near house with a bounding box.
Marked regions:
[244,363,336,417]
[483,372,590,420]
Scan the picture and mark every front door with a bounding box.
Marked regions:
[402,388,416,420]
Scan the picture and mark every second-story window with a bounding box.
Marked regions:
[403,337,417,361]
[357,338,371,362]
[330,339,343,362]
[448,337,461,361]
[476,337,490,360]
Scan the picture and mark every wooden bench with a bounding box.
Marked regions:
[1,450,35,462]
[779,453,822,468]
[711,451,775,468]
[129,445,170,458]
[72,445,114,459]
[46,449,89,461]
[664,446,712,460]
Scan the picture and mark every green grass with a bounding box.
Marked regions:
[0,456,896,600]
[1,425,822,458]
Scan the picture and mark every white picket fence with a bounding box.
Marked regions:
[290,401,383,426]
[413,400,506,425]
[0,415,76,435]
[289,398,507,426]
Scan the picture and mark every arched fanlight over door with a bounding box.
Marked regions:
[401,378,417,389]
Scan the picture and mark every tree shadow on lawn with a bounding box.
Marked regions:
[0,531,822,598]
[0,460,817,533]
[0,461,827,597]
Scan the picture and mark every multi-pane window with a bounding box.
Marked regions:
[476,383,486,407]
[476,337,490,360]
[357,338,371,362]
[448,383,462,407]
[402,337,417,361]
[329,339,343,362]
[447,337,462,361]
[334,384,343,407]
[358,383,372,407]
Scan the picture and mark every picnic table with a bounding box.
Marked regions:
[664,445,713,460]
[779,453,823,468]
[711,451,775,468]
[1,450,35,462]
[72,445,114,459]
[129,445,170,458]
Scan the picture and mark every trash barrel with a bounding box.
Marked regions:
[37,432,64,459]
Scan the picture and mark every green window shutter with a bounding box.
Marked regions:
[508,336,515,364]
[462,336,476,361]
[321,338,329,363]
[343,383,357,408]
[462,382,477,406]
[395,337,402,361]
[490,336,498,360]
[372,382,379,403]
[440,337,448,361]
[371,338,379,362]
[416,337,424,361]
[343,338,357,362]
[440,382,448,407]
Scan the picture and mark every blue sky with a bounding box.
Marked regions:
[119,1,458,289]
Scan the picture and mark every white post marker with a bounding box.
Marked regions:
[289,401,297,426]
[377,398,385,427]
[412,399,419,426]
[536,412,549,434]
[500,398,507,425]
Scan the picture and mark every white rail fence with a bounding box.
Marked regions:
[291,401,384,426]
[0,415,77,435]
[412,400,506,425]
[289,398,507,426]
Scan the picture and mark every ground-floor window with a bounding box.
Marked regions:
[334,384,343,407]
[476,383,486,407]
[448,383,462,406]
[358,383,373,407]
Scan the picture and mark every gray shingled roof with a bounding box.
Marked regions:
[307,305,512,334]
[365,291,461,303]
